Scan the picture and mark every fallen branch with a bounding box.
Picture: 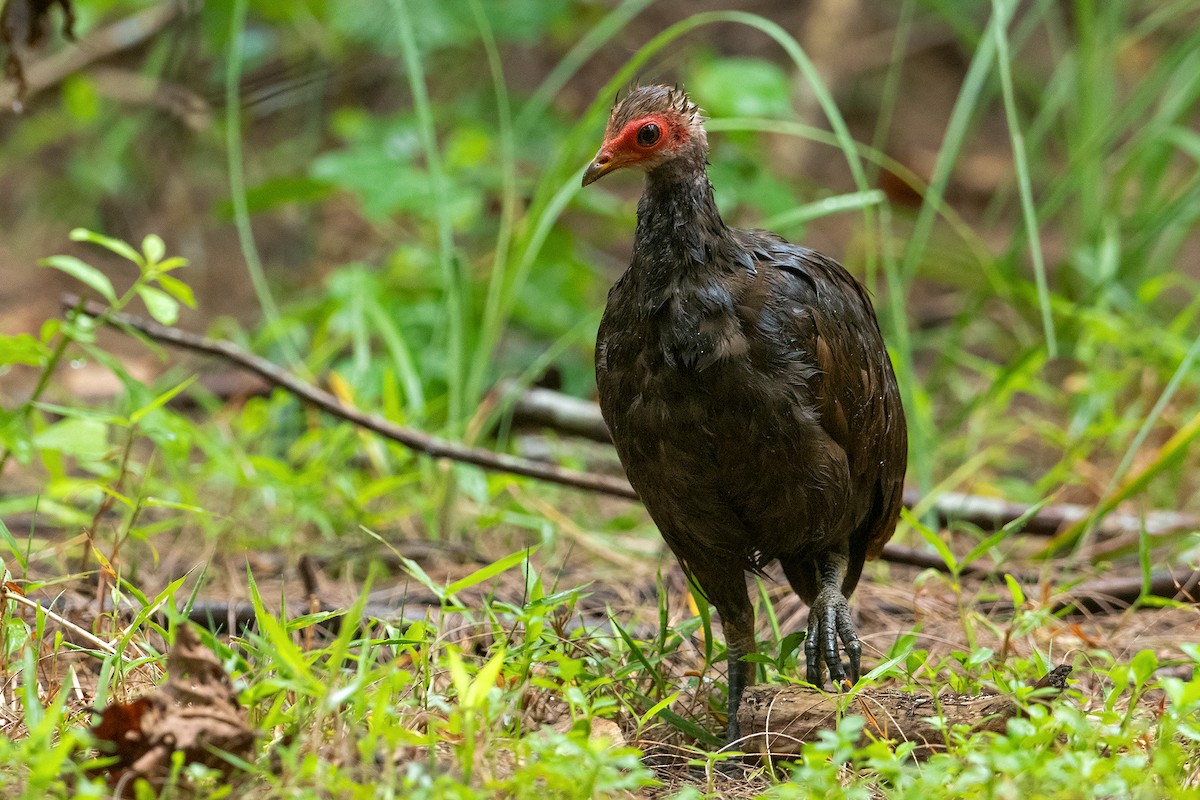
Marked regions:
[496,380,1198,541]
[495,378,613,443]
[917,490,1197,539]
[736,665,1073,760]
[1055,567,1200,615]
[1,1,186,112]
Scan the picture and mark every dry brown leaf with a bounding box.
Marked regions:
[90,625,254,794]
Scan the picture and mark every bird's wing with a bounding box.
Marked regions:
[734,230,907,559]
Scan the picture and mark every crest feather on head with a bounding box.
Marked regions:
[607,84,704,134]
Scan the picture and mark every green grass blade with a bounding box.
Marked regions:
[465,0,520,410]
[389,0,465,428]
[991,0,1057,356]
[224,0,300,370]
[516,0,655,131]
[444,547,537,599]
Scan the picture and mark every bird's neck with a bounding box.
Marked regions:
[633,161,730,279]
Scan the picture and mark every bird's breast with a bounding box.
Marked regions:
[597,298,800,454]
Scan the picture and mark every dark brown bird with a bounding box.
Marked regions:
[582,86,907,742]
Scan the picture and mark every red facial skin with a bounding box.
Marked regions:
[582,113,686,185]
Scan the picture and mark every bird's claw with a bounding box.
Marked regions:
[803,588,861,689]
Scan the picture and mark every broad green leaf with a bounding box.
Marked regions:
[214,176,334,216]
[155,257,189,273]
[690,56,792,118]
[1131,650,1158,687]
[61,75,100,121]
[32,417,109,461]
[136,286,179,326]
[142,234,165,266]
[0,333,50,367]
[779,630,807,665]
[39,256,116,303]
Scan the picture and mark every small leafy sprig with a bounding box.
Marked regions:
[43,228,194,326]
[0,229,194,474]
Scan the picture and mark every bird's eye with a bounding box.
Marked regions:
[636,123,661,147]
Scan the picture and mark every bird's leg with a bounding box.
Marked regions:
[721,610,757,744]
[687,562,757,744]
[802,550,861,688]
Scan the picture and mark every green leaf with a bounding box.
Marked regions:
[39,256,116,303]
[0,333,50,367]
[130,375,198,424]
[740,653,774,665]
[612,617,667,696]
[1004,573,1025,607]
[657,708,723,747]
[246,569,321,692]
[688,573,714,667]
[446,646,471,699]
[1130,650,1158,687]
[690,56,792,118]
[32,417,109,461]
[464,647,506,708]
[904,508,958,574]
[444,547,537,598]
[214,176,334,217]
[381,539,445,602]
[779,630,807,666]
[966,647,993,667]
[69,228,143,265]
[61,75,100,121]
[142,235,166,266]
[0,516,27,570]
[156,257,189,273]
[155,274,196,308]
[762,190,887,231]
[136,286,180,325]
[638,691,681,730]
[862,651,908,682]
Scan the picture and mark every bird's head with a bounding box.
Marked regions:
[582,85,707,187]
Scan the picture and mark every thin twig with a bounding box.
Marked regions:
[62,294,638,500]
[1,588,149,660]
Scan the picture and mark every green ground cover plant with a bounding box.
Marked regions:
[0,0,1198,797]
